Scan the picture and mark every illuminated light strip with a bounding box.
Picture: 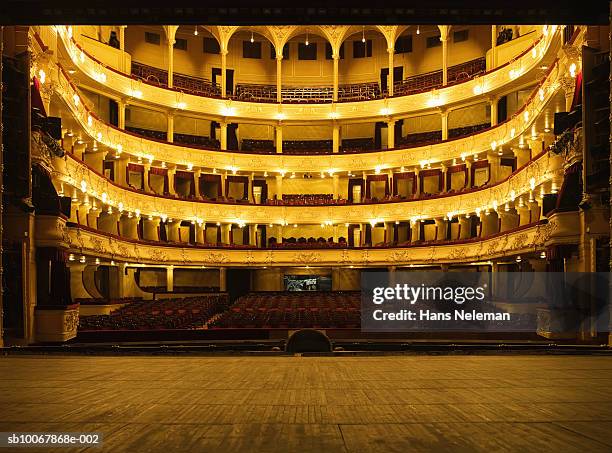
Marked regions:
[53,55,563,173]
[52,25,563,122]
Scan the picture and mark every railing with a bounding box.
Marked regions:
[131,61,222,97]
[393,57,486,97]
[234,82,382,103]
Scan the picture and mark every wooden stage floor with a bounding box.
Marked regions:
[0,354,611,452]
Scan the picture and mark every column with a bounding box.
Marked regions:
[167,166,176,196]
[332,123,340,153]
[332,53,340,101]
[249,224,257,246]
[435,217,447,241]
[77,203,89,226]
[513,147,531,169]
[142,217,160,241]
[459,215,471,239]
[220,122,228,150]
[527,136,543,156]
[219,268,227,291]
[221,223,231,244]
[387,47,394,96]
[414,168,421,196]
[410,219,420,242]
[118,98,126,129]
[194,169,201,198]
[499,208,519,232]
[119,214,139,239]
[488,153,501,183]
[167,112,174,142]
[166,220,179,242]
[517,202,531,226]
[87,209,101,229]
[275,175,283,199]
[195,222,205,244]
[465,161,472,188]
[276,54,283,103]
[491,25,498,68]
[167,40,174,88]
[332,174,339,200]
[440,109,449,140]
[275,124,283,153]
[490,95,498,126]
[439,26,450,86]
[119,26,127,72]
[441,165,448,191]
[166,266,174,292]
[387,120,395,149]
[143,163,152,193]
[528,199,541,223]
[221,50,228,98]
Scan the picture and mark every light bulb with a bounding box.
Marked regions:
[194,27,198,36]
[416,26,420,35]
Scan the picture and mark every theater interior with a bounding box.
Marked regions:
[1,1,612,450]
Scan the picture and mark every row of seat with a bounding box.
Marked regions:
[73,297,142,305]
[131,57,484,104]
[78,294,230,330]
[267,237,348,248]
[393,57,486,96]
[234,82,381,103]
[209,291,361,329]
[123,123,489,154]
[131,62,222,97]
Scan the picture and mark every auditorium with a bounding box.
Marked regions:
[0,2,611,451]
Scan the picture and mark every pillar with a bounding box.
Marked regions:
[439,26,450,86]
[499,209,519,232]
[441,109,449,140]
[441,165,448,191]
[490,95,498,126]
[276,54,283,103]
[387,120,395,149]
[527,137,543,156]
[142,217,160,241]
[332,53,340,101]
[491,25,497,68]
[143,163,152,193]
[528,199,541,223]
[167,40,174,88]
[165,220,180,242]
[118,98,126,129]
[195,222,205,244]
[87,209,101,229]
[77,203,90,226]
[387,47,394,96]
[221,223,231,244]
[517,203,531,226]
[410,219,420,242]
[465,161,472,188]
[167,166,176,196]
[166,266,174,292]
[332,174,340,200]
[332,123,340,153]
[249,224,257,246]
[219,268,227,291]
[119,26,127,72]
[513,147,531,169]
[459,216,471,239]
[167,112,174,142]
[194,169,201,198]
[488,154,501,183]
[275,124,283,153]
[221,50,228,98]
[275,174,283,199]
[119,214,139,239]
[220,122,228,150]
[435,217,447,241]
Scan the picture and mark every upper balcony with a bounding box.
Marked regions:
[46,24,569,123]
